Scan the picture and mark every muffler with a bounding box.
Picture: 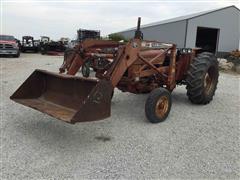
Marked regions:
[10,69,113,124]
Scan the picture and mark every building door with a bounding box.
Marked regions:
[195,27,219,53]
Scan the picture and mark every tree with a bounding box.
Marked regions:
[108,33,128,42]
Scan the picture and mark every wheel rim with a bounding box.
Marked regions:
[204,70,215,95]
[155,96,169,119]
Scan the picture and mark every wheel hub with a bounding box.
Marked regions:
[155,96,169,119]
[204,72,214,95]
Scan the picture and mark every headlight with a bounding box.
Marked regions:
[13,43,19,48]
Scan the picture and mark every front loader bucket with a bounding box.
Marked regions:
[10,69,113,124]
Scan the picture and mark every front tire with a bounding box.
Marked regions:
[14,51,20,58]
[145,88,172,123]
[186,52,219,104]
[81,61,90,77]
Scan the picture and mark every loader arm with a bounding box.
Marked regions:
[106,17,144,87]
[60,40,123,75]
[104,39,177,91]
[105,39,141,87]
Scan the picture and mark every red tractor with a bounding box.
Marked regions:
[11,18,219,124]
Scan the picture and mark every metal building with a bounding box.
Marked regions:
[117,6,240,55]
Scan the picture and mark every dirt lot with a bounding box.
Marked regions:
[1,53,240,179]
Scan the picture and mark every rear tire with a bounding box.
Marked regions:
[14,51,20,58]
[41,47,46,55]
[145,88,172,123]
[186,52,219,104]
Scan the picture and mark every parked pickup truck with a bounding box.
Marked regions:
[0,35,20,57]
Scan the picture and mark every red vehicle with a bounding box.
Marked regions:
[0,35,20,57]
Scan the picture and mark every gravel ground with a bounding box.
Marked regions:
[1,53,240,179]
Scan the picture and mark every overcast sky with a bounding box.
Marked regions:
[2,0,240,40]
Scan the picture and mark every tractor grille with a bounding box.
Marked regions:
[0,44,14,49]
